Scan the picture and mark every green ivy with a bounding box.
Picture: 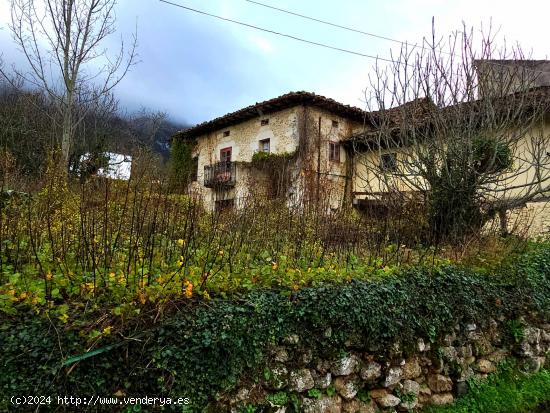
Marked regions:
[250,151,295,165]
[169,137,196,192]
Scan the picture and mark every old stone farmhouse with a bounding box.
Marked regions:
[174,91,373,212]
[173,60,550,233]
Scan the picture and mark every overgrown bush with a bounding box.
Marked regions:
[3,172,496,316]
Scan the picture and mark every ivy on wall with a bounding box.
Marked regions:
[250,151,297,198]
[169,137,197,192]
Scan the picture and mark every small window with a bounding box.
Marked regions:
[190,156,198,181]
[220,147,232,163]
[259,138,270,153]
[380,153,398,172]
[223,130,230,137]
[215,199,234,212]
[329,141,340,162]
[261,119,269,126]
[332,120,339,128]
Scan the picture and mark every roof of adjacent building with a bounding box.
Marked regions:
[474,60,550,94]
[347,86,550,148]
[473,59,550,66]
[173,91,369,140]
[346,97,435,144]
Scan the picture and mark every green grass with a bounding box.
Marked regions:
[426,365,550,413]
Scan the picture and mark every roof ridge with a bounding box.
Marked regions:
[175,91,367,139]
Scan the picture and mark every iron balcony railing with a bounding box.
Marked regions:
[204,161,236,188]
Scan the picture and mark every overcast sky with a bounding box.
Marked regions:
[0,0,548,125]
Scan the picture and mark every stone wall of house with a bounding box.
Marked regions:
[189,106,301,210]
[301,107,363,210]
[221,319,550,412]
[188,104,366,211]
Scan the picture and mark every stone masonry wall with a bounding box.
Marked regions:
[222,319,550,412]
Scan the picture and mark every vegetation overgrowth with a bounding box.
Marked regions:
[0,165,534,317]
[426,363,550,413]
[1,232,549,411]
[1,166,549,411]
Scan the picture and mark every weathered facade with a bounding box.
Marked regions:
[175,92,367,212]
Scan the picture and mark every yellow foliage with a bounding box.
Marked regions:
[177,256,184,267]
[184,281,193,298]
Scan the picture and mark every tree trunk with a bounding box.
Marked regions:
[61,103,72,171]
[498,208,509,237]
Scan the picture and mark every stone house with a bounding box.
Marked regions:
[173,92,373,212]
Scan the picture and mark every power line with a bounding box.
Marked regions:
[158,0,403,64]
[245,0,550,77]
[245,0,416,48]
[159,0,550,79]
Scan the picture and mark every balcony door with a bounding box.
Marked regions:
[220,147,232,163]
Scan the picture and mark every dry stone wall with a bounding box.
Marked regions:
[222,319,550,412]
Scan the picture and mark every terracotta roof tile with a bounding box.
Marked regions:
[173,91,368,140]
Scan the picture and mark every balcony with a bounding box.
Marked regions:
[204,162,236,188]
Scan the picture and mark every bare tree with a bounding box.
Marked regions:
[352,22,550,242]
[1,0,137,172]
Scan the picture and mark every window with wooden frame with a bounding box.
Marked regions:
[259,138,270,153]
[220,147,232,163]
[332,120,339,128]
[380,153,398,172]
[261,119,269,126]
[329,141,340,162]
[223,130,230,137]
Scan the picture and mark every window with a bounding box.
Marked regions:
[190,156,198,181]
[223,130,230,137]
[215,199,234,212]
[261,119,269,126]
[259,138,270,153]
[329,141,340,162]
[332,120,339,128]
[380,153,398,172]
[220,147,232,163]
